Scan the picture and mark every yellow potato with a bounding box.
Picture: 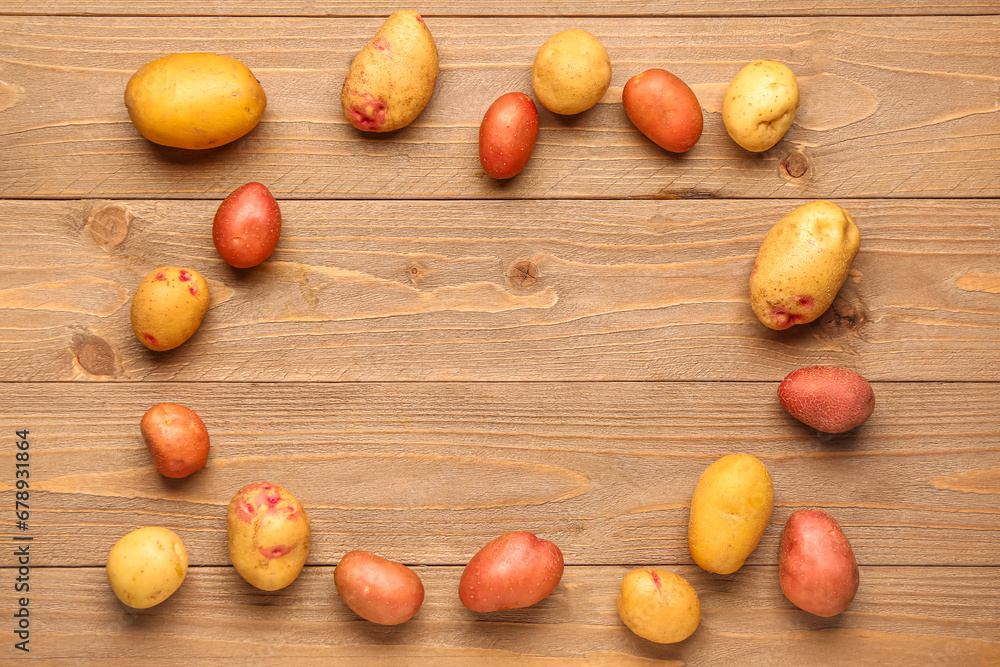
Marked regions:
[341,11,439,132]
[106,527,188,609]
[124,53,267,150]
[617,569,700,644]
[723,59,799,152]
[688,453,774,574]
[228,481,310,591]
[532,29,612,115]
[750,200,860,330]
[130,266,210,351]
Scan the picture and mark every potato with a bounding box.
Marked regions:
[780,509,859,617]
[479,92,539,179]
[106,527,188,609]
[779,366,875,433]
[617,569,700,644]
[130,266,210,351]
[213,182,282,268]
[334,550,425,625]
[723,59,799,152]
[228,481,310,591]
[622,69,703,153]
[688,453,774,574]
[124,53,266,150]
[532,29,612,115]
[140,403,210,478]
[341,11,438,132]
[459,531,564,612]
[750,200,860,330]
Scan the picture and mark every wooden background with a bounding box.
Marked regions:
[1,2,999,665]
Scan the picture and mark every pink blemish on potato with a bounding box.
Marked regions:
[189,285,198,297]
[259,543,296,559]
[372,37,393,59]
[770,307,806,329]
[650,570,662,592]
[178,270,192,282]
[349,93,388,131]
[155,272,166,281]
[236,498,256,524]
[796,295,815,310]
[143,332,159,346]
[416,15,424,23]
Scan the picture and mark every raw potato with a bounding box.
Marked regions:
[130,266,210,351]
[106,527,188,609]
[479,92,540,179]
[723,59,799,152]
[334,550,425,625]
[124,53,266,150]
[750,200,860,330]
[228,481,310,591]
[622,68,703,153]
[688,453,774,574]
[140,403,210,478]
[213,182,282,268]
[459,531,564,612]
[617,569,701,644]
[341,10,438,132]
[780,509,859,617]
[779,366,875,433]
[532,29,612,115]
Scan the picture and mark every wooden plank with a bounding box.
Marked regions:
[1,382,997,567]
[1,199,998,382]
[1,17,997,199]
[6,1,998,17]
[0,566,995,664]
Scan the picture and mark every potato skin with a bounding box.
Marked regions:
[213,182,282,268]
[228,481,310,591]
[688,453,774,574]
[617,569,700,644]
[124,52,266,150]
[479,92,539,179]
[334,550,425,625]
[723,59,798,152]
[532,29,611,115]
[750,200,860,330]
[106,527,188,609]
[780,509,859,617]
[341,11,438,132]
[140,403,210,478]
[130,266,210,351]
[779,366,875,433]
[459,531,564,612]
[622,69,703,153]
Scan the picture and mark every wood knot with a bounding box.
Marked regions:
[822,297,866,331]
[74,334,116,376]
[86,203,132,251]
[406,262,427,284]
[508,260,539,287]
[781,151,811,180]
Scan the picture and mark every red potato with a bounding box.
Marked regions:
[778,366,875,433]
[213,182,282,268]
[780,509,859,617]
[622,69,703,153]
[459,531,564,612]
[479,92,539,179]
[334,550,425,625]
[140,403,210,478]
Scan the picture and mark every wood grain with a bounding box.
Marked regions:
[1,17,997,199]
[7,1,999,17]
[0,566,995,664]
[2,199,998,382]
[0,382,997,567]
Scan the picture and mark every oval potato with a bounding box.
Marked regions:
[106,526,188,609]
[227,481,310,591]
[780,509,859,617]
[750,200,860,330]
[334,550,425,625]
[213,182,282,268]
[617,569,700,644]
[124,53,266,150]
[622,68,703,153]
[130,266,210,351]
[140,403,210,478]
[479,92,539,179]
[688,453,774,574]
[723,59,799,152]
[459,531,564,612]
[779,366,875,433]
[532,29,611,115]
